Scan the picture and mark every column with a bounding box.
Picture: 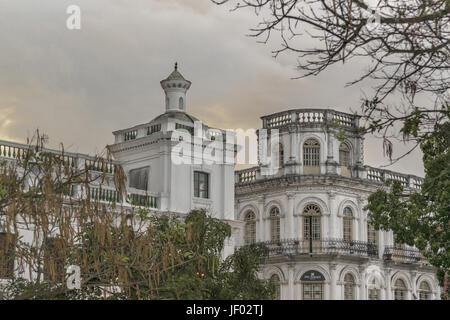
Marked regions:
[356,196,364,241]
[328,192,336,238]
[257,196,265,242]
[288,264,295,300]
[385,268,392,300]
[330,263,337,300]
[359,265,366,300]
[411,271,417,300]
[286,193,295,239]
[378,230,385,259]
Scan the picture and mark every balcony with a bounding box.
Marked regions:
[235,165,423,190]
[0,140,119,175]
[383,245,429,265]
[261,109,360,130]
[238,238,379,259]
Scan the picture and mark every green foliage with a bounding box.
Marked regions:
[1,209,272,300]
[148,210,274,300]
[365,121,450,298]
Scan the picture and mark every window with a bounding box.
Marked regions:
[129,167,149,191]
[176,123,194,135]
[194,171,209,199]
[303,204,321,253]
[303,283,323,300]
[368,278,380,300]
[367,222,378,255]
[344,273,355,300]
[303,139,320,174]
[244,211,256,245]
[368,289,380,300]
[394,279,407,300]
[270,207,281,242]
[278,143,284,168]
[339,143,351,177]
[179,97,184,110]
[418,281,431,300]
[0,232,16,279]
[147,124,161,135]
[343,207,353,241]
[43,237,66,282]
[270,274,281,300]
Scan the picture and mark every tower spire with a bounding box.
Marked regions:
[160,64,191,113]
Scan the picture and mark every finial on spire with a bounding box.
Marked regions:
[175,62,178,71]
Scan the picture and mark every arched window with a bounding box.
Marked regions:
[301,270,325,300]
[339,143,351,177]
[244,211,256,245]
[303,204,321,253]
[367,222,378,256]
[418,281,431,300]
[179,97,184,110]
[278,143,284,168]
[343,207,353,241]
[303,139,320,174]
[368,278,380,300]
[270,274,281,300]
[394,279,407,300]
[344,273,355,300]
[270,207,281,242]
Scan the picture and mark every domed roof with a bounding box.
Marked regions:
[166,69,186,81]
[150,111,199,124]
[163,62,188,81]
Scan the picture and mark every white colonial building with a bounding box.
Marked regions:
[234,109,440,300]
[0,65,440,299]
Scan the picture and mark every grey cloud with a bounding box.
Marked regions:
[0,0,424,176]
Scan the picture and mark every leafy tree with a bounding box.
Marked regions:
[212,0,449,161]
[364,121,449,298]
[213,0,449,296]
[0,133,273,300]
[153,211,274,300]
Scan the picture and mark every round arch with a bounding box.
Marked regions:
[264,266,287,283]
[238,203,260,221]
[264,200,285,219]
[338,266,361,285]
[337,199,360,218]
[416,274,437,293]
[296,197,329,216]
[391,271,412,291]
[295,265,331,283]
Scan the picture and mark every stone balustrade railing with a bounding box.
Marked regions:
[88,186,159,209]
[261,109,360,129]
[236,166,259,184]
[235,165,423,190]
[0,140,119,175]
[0,139,161,210]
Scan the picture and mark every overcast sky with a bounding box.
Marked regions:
[0,0,425,176]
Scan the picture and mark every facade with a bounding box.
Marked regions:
[0,66,440,299]
[234,109,440,300]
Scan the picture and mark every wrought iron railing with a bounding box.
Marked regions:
[238,238,379,258]
[383,246,429,265]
